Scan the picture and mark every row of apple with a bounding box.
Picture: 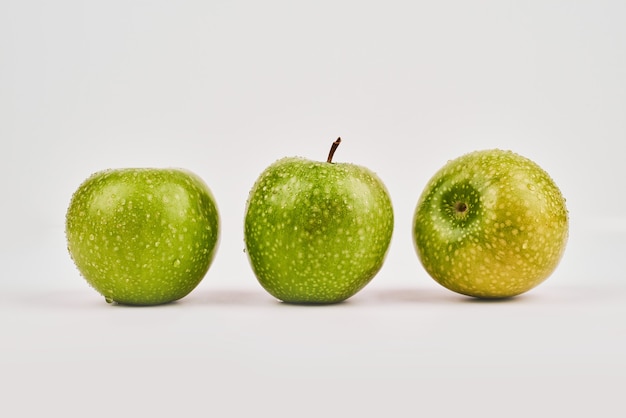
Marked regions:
[65,139,569,305]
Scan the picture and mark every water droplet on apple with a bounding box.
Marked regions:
[527,184,536,191]
[105,296,114,304]
[173,259,181,267]
[89,234,95,240]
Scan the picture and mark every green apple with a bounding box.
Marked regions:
[244,138,394,304]
[413,149,568,298]
[65,168,220,305]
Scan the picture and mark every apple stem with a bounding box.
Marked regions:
[327,137,342,163]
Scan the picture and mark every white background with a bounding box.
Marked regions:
[1,1,625,417]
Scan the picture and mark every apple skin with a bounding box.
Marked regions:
[244,156,394,304]
[65,168,220,305]
[413,149,568,299]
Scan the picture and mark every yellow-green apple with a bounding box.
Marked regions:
[413,149,568,298]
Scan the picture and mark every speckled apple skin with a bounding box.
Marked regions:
[244,157,394,304]
[413,149,569,298]
[66,169,220,305]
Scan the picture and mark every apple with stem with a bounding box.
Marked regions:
[66,168,220,305]
[413,149,568,298]
[244,138,394,304]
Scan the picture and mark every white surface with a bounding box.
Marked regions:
[2,1,626,416]
[2,229,626,417]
